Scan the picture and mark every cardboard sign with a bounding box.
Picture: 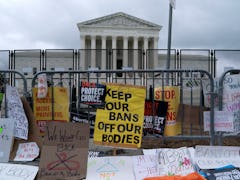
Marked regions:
[86,156,135,180]
[32,87,69,133]
[154,86,181,136]
[94,83,146,148]
[0,163,38,180]
[38,121,90,180]
[6,85,28,140]
[79,81,106,107]
[0,118,14,162]
[195,145,240,169]
[143,100,168,135]
[157,147,195,176]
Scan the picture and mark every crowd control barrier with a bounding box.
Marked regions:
[31,69,216,145]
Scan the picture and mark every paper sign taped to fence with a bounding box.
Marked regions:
[0,163,38,180]
[0,118,14,162]
[32,87,69,133]
[154,86,180,136]
[94,83,146,148]
[38,121,90,180]
[204,111,234,132]
[79,81,106,106]
[6,85,28,140]
[194,145,240,169]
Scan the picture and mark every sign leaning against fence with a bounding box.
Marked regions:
[94,83,146,148]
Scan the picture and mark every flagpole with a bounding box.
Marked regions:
[166,1,174,84]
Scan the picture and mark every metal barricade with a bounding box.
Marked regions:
[218,69,240,145]
[31,69,216,145]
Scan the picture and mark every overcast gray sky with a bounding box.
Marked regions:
[0,0,240,71]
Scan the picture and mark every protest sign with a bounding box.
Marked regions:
[157,147,195,176]
[204,111,234,132]
[0,118,14,162]
[14,142,39,161]
[86,156,134,180]
[10,96,43,161]
[32,86,69,133]
[195,145,240,169]
[6,85,28,140]
[38,121,90,180]
[204,167,240,180]
[79,81,106,107]
[132,155,158,180]
[154,86,181,136]
[143,100,168,136]
[94,83,146,148]
[0,163,38,180]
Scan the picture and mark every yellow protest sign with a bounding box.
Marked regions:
[154,86,181,136]
[32,87,69,133]
[94,83,146,148]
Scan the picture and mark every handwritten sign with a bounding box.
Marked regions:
[157,147,195,176]
[195,145,240,169]
[0,163,38,180]
[79,81,106,107]
[204,111,234,132]
[87,156,135,180]
[204,167,240,180]
[0,118,14,162]
[14,142,39,161]
[94,83,146,148]
[132,155,158,180]
[38,121,90,180]
[154,86,181,136]
[32,87,69,134]
[6,85,28,140]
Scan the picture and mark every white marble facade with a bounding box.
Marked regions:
[77,12,162,70]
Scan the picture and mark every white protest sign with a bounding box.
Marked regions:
[86,156,134,180]
[132,155,158,180]
[157,147,195,176]
[0,163,38,180]
[6,85,28,140]
[204,111,234,132]
[0,118,14,162]
[195,145,240,169]
[14,142,39,162]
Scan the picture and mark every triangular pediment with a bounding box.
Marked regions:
[78,12,161,30]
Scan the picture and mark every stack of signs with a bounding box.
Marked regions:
[157,147,195,176]
[6,85,28,140]
[144,100,168,136]
[0,118,14,162]
[79,81,106,107]
[38,121,90,180]
[94,83,146,148]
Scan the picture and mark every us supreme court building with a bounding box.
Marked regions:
[77,12,162,71]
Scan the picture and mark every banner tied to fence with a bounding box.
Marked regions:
[94,83,146,148]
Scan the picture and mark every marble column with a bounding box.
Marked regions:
[133,36,138,70]
[143,37,149,69]
[101,36,106,70]
[123,36,128,68]
[153,37,159,68]
[91,35,96,68]
[112,36,117,70]
[80,35,85,70]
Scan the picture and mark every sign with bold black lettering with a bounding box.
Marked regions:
[143,100,168,136]
[79,81,106,107]
[93,83,146,148]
